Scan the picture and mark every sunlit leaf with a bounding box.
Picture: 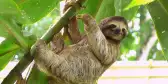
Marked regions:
[114,0,139,20]
[14,0,60,23]
[0,18,29,50]
[80,0,103,17]
[0,49,18,71]
[125,0,154,10]
[0,38,20,56]
[96,0,115,22]
[158,0,168,13]
[0,0,20,15]
[0,0,31,24]
[0,23,9,37]
[147,1,168,58]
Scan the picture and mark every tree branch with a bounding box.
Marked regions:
[139,30,157,61]
[2,0,86,83]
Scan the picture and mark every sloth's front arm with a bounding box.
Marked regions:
[79,14,119,65]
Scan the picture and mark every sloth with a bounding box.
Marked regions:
[34,14,128,84]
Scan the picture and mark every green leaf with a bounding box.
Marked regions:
[146,1,168,58]
[14,0,60,23]
[0,0,31,24]
[158,0,168,13]
[125,0,154,10]
[0,17,29,50]
[0,19,36,49]
[0,0,20,15]
[114,0,139,20]
[27,66,48,84]
[0,38,20,56]
[0,0,60,24]
[0,24,9,37]
[121,33,135,53]
[0,0,22,38]
[0,49,18,71]
[96,0,115,22]
[80,0,103,17]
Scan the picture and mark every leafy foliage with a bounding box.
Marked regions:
[147,0,168,58]
[0,0,168,83]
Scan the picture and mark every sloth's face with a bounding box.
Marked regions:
[100,16,128,42]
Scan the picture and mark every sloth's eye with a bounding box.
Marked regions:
[122,28,126,32]
[108,24,116,28]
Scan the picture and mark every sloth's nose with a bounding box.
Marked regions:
[114,28,121,34]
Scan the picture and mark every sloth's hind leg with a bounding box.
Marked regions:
[34,39,64,76]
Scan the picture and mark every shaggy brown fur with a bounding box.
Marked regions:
[35,14,128,84]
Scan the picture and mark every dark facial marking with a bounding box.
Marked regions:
[108,24,116,28]
[114,28,121,34]
[99,16,128,30]
[122,28,125,32]
[122,28,127,36]
[101,24,116,30]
